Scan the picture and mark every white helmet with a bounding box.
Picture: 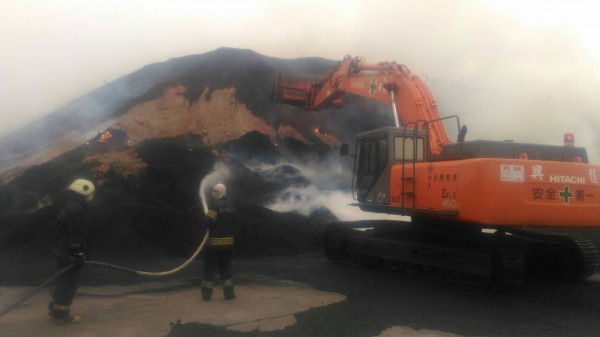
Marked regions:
[211,183,226,200]
[68,179,95,202]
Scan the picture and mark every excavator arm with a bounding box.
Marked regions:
[274,55,451,155]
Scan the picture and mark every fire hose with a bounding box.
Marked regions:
[0,181,216,319]
[0,264,74,318]
[85,228,209,276]
[0,229,209,318]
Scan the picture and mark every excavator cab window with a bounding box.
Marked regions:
[394,136,424,161]
[356,135,388,199]
[358,137,388,174]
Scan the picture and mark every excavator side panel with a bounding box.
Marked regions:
[389,158,600,227]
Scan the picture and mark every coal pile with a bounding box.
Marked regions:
[0,48,393,173]
[0,130,341,285]
[0,48,389,286]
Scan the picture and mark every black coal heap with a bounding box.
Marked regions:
[0,131,338,285]
[0,48,395,285]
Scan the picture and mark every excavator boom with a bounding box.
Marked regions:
[274,56,451,155]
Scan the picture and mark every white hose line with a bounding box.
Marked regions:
[85,228,209,277]
[86,183,211,277]
[1,183,214,317]
[0,230,209,318]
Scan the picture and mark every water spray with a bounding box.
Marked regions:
[87,162,231,276]
[199,161,231,213]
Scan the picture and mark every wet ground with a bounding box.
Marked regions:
[0,278,345,337]
[3,252,600,337]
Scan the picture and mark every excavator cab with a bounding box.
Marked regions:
[343,126,428,214]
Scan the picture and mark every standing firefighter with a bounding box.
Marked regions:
[202,183,237,300]
[48,179,95,324]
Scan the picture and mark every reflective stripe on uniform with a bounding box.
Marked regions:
[217,206,235,213]
[223,279,234,286]
[207,237,234,246]
[201,280,214,288]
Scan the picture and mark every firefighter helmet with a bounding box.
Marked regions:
[68,179,95,202]
[211,183,226,200]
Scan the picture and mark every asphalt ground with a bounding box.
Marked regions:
[3,252,600,337]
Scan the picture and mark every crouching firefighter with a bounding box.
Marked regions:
[48,179,95,324]
[202,183,237,301]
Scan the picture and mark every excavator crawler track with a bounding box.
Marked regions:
[323,221,528,289]
[323,221,600,289]
[509,230,599,281]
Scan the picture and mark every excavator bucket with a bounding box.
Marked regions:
[271,71,343,109]
[271,71,310,107]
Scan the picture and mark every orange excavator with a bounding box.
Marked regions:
[272,55,600,287]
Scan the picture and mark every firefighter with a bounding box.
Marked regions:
[48,179,95,324]
[202,183,237,300]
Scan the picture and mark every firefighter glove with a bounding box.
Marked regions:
[205,210,217,222]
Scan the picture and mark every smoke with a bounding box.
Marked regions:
[0,77,133,170]
[2,1,600,162]
[266,185,408,221]
[430,70,600,163]
[257,154,407,221]
[198,161,231,213]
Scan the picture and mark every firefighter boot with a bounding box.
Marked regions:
[48,302,80,324]
[223,286,236,300]
[223,279,235,300]
[201,281,213,301]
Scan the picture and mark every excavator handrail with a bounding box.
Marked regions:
[423,115,463,144]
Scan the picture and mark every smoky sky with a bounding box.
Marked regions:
[1,0,599,161]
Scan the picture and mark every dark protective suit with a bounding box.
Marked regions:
[49,189,90,319]
[202,196,237,300]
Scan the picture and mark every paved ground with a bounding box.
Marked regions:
[0,278,463,337]
[0,278,345,337]
[3,252,600,337]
